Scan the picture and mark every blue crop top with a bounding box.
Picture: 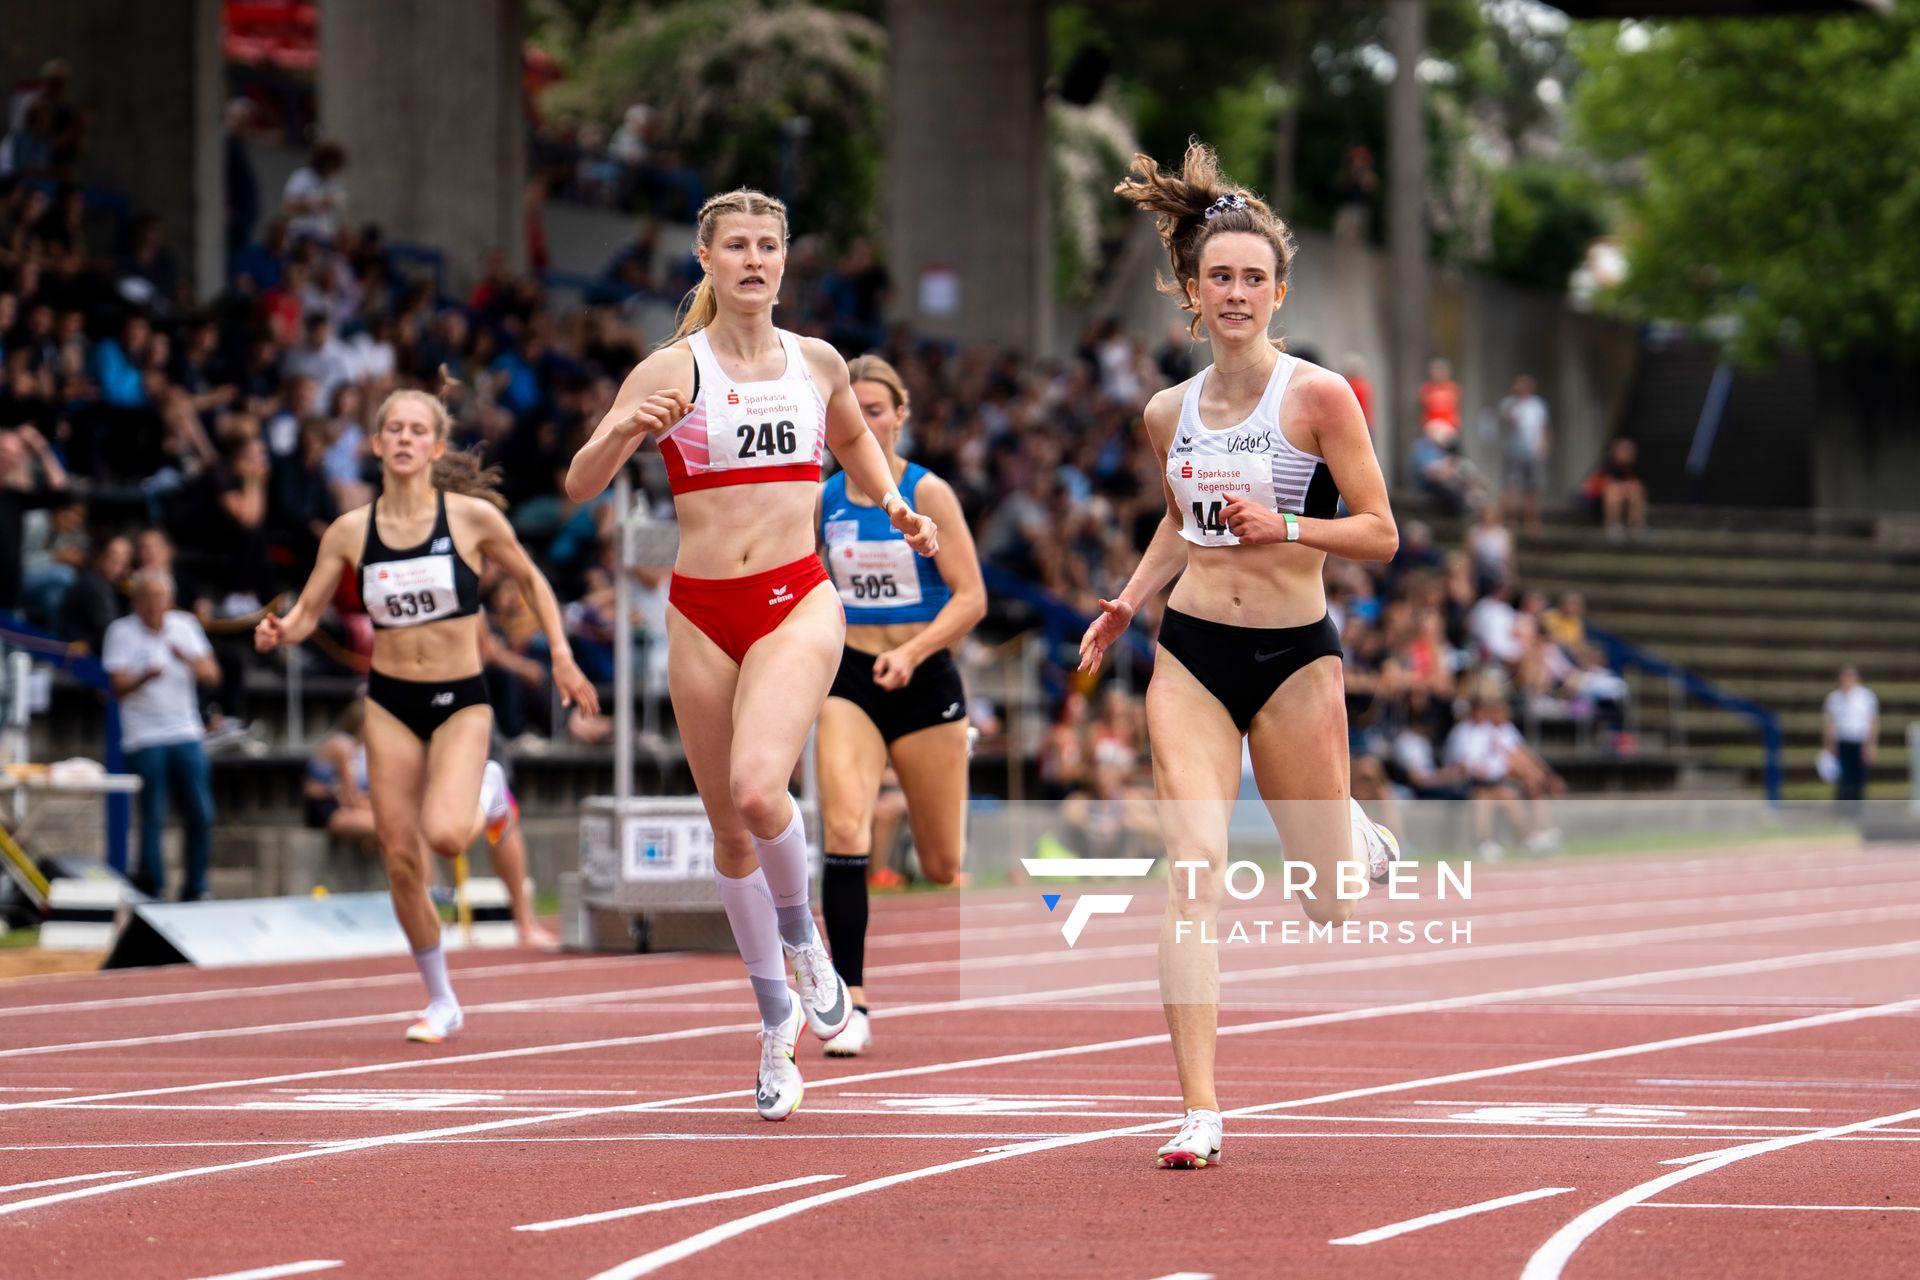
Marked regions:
[820,463,950,626]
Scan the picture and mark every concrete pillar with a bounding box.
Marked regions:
[885,0,1051,355]
[0,0,224,299]
[317,0,525,292]
[1386,0,1430,487]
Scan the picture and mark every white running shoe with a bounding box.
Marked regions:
[1156,1108,1224,1169]
[822,1008,872,1058]
[1477,840,1506,862]
[786,935,853,1041]
[405,1001,464,1044]
[755,991,805,1121]
[1351,799,1402,885]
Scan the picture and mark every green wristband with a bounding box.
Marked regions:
[1283,512,1301,543]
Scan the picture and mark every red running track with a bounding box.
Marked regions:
[1,840,1916,1280]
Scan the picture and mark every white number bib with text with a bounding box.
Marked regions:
[1168,456,1276,547]
[829,538,923,608]
[364,555,457,627]
[707,385,820,471]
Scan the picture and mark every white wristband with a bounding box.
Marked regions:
[882,488,906,516]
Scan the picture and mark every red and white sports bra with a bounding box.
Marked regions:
[659,327,827,495]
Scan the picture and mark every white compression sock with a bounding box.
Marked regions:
[752,799,818,949]
[412,943,458,1010]
[714,866,794,1028]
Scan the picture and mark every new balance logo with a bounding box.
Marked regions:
[430,692,455,706]
[768,584,793,605]
[430,537,452,554]
[1019,857,1156,946]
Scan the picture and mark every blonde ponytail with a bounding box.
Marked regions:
[667,276,719,346]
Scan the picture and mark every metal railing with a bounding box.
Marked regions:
[0,614,132,870]
[1587,623,1784,804]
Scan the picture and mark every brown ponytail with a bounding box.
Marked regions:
[371,368,507,509]
[430,451,508,509]
[664,188,792,348]
[1115,140,1295,341]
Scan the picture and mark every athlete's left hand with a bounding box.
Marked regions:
[552,652,600,715]
[890,505,939,557]
[872,647,921,691]
[1223,496,1290,545]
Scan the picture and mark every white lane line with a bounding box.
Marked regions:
[13,927,1915,1121]
[0,1170,137,1193]
[581,994,1920,1280]
[2,943,1911,1223]
[1407,1100,1816,1113]
[187,1262,342,1280]
[1519,1103,1920,1280]
[13,892,1919,1064]
[11,1131,1920,1157]
[1330,1187,1577,1245]
[1644,1202,1920,1213]
[515,1175,842,1233]
[1150,1272,1216,1279]
[0,954,651,1020]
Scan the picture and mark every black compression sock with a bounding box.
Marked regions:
[821,853,869,989]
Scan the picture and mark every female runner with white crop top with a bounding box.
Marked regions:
[566,189,938,1121]
[258,377,597,1044]
[1079,143,1401,1169]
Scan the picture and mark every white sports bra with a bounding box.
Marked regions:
[1165,354,1337,547]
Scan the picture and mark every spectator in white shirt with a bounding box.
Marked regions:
[1445,696,1556,858]
[102,570,220,899]
[1498,374,1550,533]
[1467,581,1522,668]
[1823,666,1878,809]
[282,140,349,245]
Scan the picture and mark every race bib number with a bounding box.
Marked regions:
[365,555,457,627]
[707,385,821,471]
[829,539,923,608]
[1167,456,1275,547]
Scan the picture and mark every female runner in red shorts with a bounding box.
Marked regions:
[567,189,937,1120]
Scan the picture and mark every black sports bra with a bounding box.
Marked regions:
[358,491,483,629]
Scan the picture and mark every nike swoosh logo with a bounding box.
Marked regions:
[818,980,847,1028]
[1253,647,1293,663]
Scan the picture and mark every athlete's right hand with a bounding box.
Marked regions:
[618,390,691,440]
[1077,597,1135,673]
[254,614,285,653]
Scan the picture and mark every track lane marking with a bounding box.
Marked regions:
[1330,1187,1577,1245]
[515,1175,843,1232]
[1519,1102,1920,1280]
[1,942,1910,1223]
[0,1170,136,1193]
[577,997,1920,1275]
[11,893,1919,1063]
[187,1262,342,1280]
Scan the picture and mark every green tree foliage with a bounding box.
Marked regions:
[1489,161,1604,291]
[538,0,886,243]
[1574,10,1920,358]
